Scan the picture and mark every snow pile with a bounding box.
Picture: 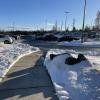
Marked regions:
[59,40,100,47]
[44,49,100,100]
[0,43,39,78]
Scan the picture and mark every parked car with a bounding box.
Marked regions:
[43,34,58,41]
[58,36,80,42]
[11,35,20,40]
[0,35,14,44]
[36,33,58,41]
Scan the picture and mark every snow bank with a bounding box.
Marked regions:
[44,49,100,100]
[59,40,100,47]
[0,43,39,79]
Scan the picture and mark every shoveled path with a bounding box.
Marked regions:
[0,51,58,100]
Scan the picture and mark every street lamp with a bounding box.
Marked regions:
[12,22,15,32]
[65,12,70,31]
[61,21,63,31]
[81,0,87,43]
[73,18,76,31]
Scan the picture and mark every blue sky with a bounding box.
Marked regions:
[0,0,100,30]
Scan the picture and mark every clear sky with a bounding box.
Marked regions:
[0,0,100,30]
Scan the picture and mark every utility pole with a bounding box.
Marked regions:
[61,21,63,31]
[81,0,87,43]
[65,12,70,32]
[73,18,76,31]
[55,20,58,31]
[45,20,47,31]
[90,19,93,30]
[12,22,15,32]
[37,25,39,31]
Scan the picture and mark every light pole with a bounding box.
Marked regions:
[45,20,47,31]
[73,18,76,31]
[12,22,15,32]
[55,20,58,31]
[65,12,70,31]
[81,0,87,43]
[61,21,63,31]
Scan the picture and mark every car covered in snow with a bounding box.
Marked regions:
[53,32,65,38]
[11,35,20,40]
[0,35,14,44]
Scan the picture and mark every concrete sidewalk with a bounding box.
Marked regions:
[0,51,58,100]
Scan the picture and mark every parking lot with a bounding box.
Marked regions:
[0,35,100,100]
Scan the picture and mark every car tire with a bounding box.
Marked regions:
[4,40,11,44]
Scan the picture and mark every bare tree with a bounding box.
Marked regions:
[95,11,100,30]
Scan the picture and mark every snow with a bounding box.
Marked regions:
[0,43,39,79]
[59,40,100,47]
[44,49,100,100]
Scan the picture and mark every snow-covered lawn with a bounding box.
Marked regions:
[58,40,100,48]
[0,43,39,80]
[44,49,100,100]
